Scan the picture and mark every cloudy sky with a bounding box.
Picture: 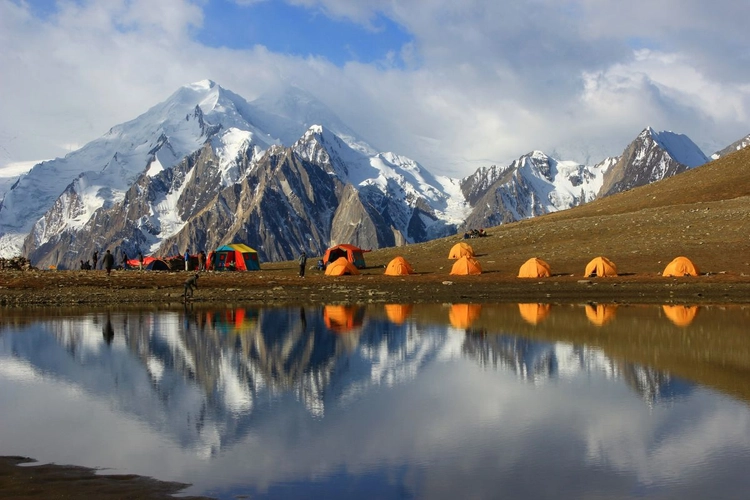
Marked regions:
[1,0,748,178]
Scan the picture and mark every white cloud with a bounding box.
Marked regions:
[1,0,748,178]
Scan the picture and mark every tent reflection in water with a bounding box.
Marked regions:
[662,305,699,326]
[213,244,260,271]
[518,303,551,325]
[584,256,618,277]
[324,257,360,276]
[206,308,258,335]
[448,242,475,259]
[384,304,413,324]
[662,256,700,277]
[323,305,365,333]
[518,257,551,278]
[450,256,482,275]
[585,303,618,326]
[449,303,482,329]
[384,256,414,276]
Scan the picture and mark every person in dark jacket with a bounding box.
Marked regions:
[92,251,98,270]
[184,273,199,299]
[298,252,307,277]
[102,250,115,276]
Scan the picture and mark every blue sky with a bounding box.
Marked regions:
[1,0,749,177]
[196,0,412,67]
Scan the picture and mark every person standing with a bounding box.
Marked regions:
[298,251,307,278]
[103,250,114,276]
[138,252,144,271]
[122,252,129,270]
[184,250,190,271]
[92,251,98,270]
[198,250,206,271]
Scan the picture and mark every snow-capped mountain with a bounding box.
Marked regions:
[599,127,708,197]
[12,82,465,268]
[460,152,618,230]
[0,79,723,267]
[460,127,708,231]
[711,133,750,159]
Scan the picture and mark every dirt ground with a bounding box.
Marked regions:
[1,265,749,310]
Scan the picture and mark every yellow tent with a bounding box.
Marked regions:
[450,256,482,275]
[449,303,482,328]
[585,303,617,326]
[518,303,551,325]
[324,257,360,276]
[448,242,475,259]
[584,256,618,277]
[518,257,552,278]
[662,256,700,277]
[662,305,699,326]
[384,304,413,324]
[384,256,414,276]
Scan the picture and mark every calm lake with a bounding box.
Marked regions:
[1,303,749,499]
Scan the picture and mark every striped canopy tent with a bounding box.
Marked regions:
[212,244,260,271]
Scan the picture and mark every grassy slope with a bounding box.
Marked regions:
[367,146,750,277]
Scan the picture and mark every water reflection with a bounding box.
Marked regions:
[449,303,482,328]
[585,303,618,326]
[1,303,749,499]
[518,302,551,325]
[662,304,699,326]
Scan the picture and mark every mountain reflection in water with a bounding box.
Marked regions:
[1,303,749,499]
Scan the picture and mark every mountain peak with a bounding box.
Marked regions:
[185,79,217,91]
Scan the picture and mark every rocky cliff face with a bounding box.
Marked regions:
[599,127,708,197]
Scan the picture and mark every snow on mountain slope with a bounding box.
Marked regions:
[0,80,272,257]
[294,125,470,231]
[711,133,750,159]
[649,128,708,167]
[462,151,613,230]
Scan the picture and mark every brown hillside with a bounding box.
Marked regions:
[378,146,750,277]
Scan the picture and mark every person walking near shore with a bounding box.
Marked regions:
[184,273,199,299]
[298,251,307,278]
[103,250,114,276]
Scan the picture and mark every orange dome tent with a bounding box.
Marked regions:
[585,303,617,326]
[662,256,700,277]
[584,256,618,277]
[448,242,475,259]
[449,303,482,329]
[518,303,551,325]
[322,244,367,268]
[662,305,699,326]
[384,256,414,276]
[518,257,552,278]
[450,256,482,275]
[324,257,360,276]
[385,304,413,324]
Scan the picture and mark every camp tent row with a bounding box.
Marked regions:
[516,255,700,278]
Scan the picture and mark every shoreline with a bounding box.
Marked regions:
[2,268,750,308]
